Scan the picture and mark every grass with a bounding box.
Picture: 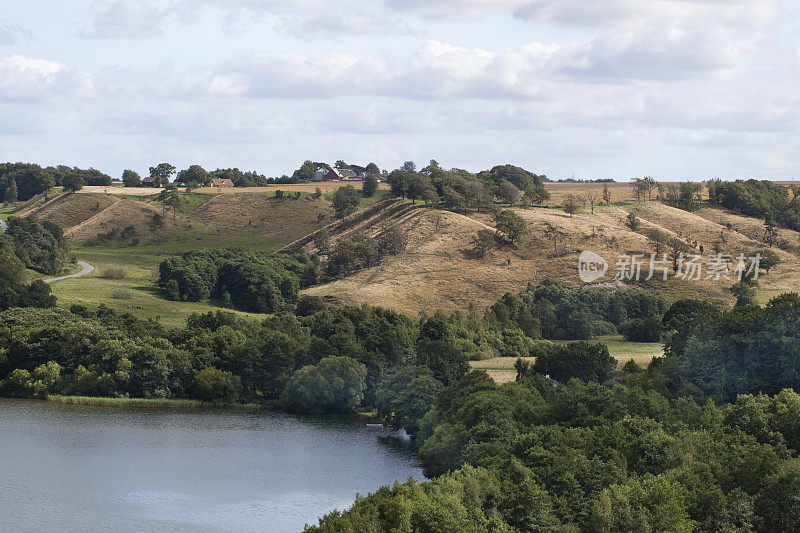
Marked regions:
[47,395,207,408]
[470,336,664,384]
[49,247,267,327]
[47,395,261,410]
[321,188,392,209]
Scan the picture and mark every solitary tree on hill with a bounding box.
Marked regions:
[563,194,583,217]
[602,184,612,205]
[495,210,528,244]
[586,189,600,213]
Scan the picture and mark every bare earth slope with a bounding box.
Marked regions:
[21,193,118,228]
[65,199,191,244]
[190,193,334,244]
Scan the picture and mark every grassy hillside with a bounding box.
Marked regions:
[304,198,800,315]
[36,189,341,324]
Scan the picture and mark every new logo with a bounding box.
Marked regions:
[578,251,608,283]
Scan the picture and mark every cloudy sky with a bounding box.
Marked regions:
[1,0,798,179]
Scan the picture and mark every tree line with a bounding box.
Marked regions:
[0,163,114,202]
[708,178,800,232]
[490,278,667,341]
[386,162,551,212]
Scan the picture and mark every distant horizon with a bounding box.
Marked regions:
[6,158,800,185]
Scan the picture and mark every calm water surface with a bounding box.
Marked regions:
[0,399,424,532]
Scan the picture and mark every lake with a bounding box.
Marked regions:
[0,399,425,532]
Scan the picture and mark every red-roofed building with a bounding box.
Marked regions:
[211,178,235,188]
[324,168,357,181]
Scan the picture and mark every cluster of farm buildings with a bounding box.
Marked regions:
[313,165,374,182]
[123,165,378,189]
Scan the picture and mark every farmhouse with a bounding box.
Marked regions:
[324,168,358,181]
[210,178,235,188]
[141,176,158,187]
[349,165,368,178]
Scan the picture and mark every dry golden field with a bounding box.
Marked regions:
[75,181,389,196]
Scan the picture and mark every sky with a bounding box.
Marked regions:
[0,0,799,180]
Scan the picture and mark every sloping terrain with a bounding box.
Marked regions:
[189,193,333,244]
[20,193,118,228]
[65,199,192,244]
[303,200,800,315]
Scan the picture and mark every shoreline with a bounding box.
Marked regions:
[42,396,382,424]
[45,395,263,410]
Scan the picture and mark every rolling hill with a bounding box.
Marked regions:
[302,199,800,315]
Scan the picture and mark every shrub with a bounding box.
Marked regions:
[627,212,640,231]
[111,289,132,299]
[101,267,127,280]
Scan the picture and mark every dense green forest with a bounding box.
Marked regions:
[0,295,543,403]
[5,216,68,275]
[307,292,800,532]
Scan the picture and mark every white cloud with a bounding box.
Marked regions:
[167,0,412,37]
[86,0,163,39]
[196,41,556,101]
[0,23,34,46]
[513,0,777,30]
[0,55,95,102]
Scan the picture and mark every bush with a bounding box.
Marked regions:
[111,289,132,299]
[101,267,127,280]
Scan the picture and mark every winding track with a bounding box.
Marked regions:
[43,260,95,284]
[1,220,94,283]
